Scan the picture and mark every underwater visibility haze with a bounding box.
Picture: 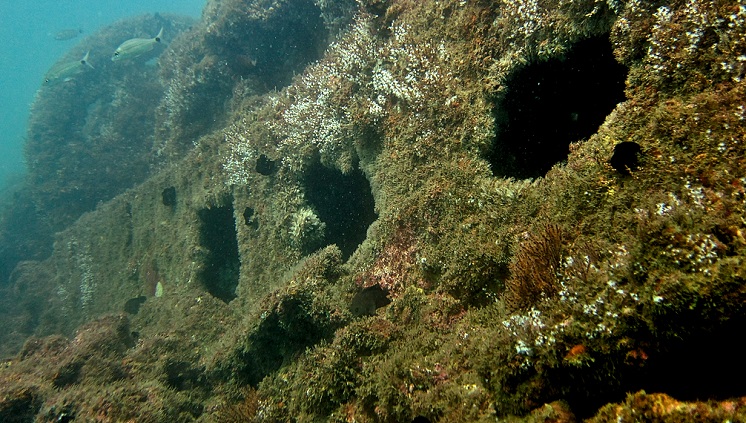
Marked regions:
[0,0,204,192]
[2,0,746,422]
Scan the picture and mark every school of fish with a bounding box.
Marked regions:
[43,27,164,85]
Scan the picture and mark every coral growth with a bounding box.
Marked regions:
[505,224,567,311]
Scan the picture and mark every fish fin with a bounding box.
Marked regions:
[81,51,95,69]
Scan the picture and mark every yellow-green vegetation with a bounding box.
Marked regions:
[2,0,746,422]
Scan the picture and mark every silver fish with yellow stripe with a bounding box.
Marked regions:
[44,51,94,85]
[111,27,163,62]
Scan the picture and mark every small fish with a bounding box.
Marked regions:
[350,284,391,317]
[123,295,147,315]
[111,27,163,62]
[44,51,94,85]
[53,28,83,41]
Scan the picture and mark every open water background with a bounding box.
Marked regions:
[0,0,205,198]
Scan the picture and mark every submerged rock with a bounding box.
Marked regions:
[2,0,746,421]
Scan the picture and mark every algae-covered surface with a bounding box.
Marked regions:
[2,0,746,421]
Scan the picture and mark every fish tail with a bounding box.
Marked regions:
[81,51,95,69]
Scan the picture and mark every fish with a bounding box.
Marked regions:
[44,51,94,85]
[53,28,83,41]
[123,296,147,315]
[350,284,391,317]
[111,27,163,62]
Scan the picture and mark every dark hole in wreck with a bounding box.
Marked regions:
[303,161,377,260]
[197,203,240,303]
[489,35,628,180]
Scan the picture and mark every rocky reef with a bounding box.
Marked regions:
[2,0,746,421]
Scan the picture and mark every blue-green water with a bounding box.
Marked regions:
[0,0,204,197]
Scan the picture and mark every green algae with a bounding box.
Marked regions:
[2,0,746,421]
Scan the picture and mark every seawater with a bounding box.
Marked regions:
[0,0,205,199]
